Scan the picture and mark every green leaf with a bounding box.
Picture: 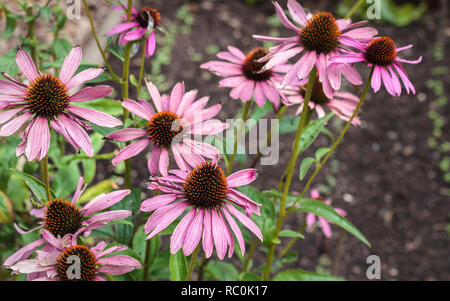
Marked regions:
[0,48,19,76]
[52,161,81,198]
[299,157,315,180]
[296,113,333,155]
[296,199,370,247]
[51,39,72,60]
[279,115,300,134]
[76,180,116,204]
[113,188,141,245]
[10,169,55,202]
[315,147,330,161]
[74,99,122,117]
[169,250,187,281]
[1,12,17,39]
[274,269,345,281]
[0,191,13,223]
[237,186,275,245]
[205,261,239,281]
[279,229,305,239]
[240,272,261,281]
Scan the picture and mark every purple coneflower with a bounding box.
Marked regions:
[8,230,141,281]
[3,177,131,268]
[331,36,422,96]
[306,189,347,238]
[107,80,226,177]
[0,47,122,161]
[107,4,162,57]
[280,77,361,125]
[201,46,291,109]
[141,161,263,260]
[253,0,377,96]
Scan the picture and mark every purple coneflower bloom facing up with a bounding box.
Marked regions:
[8,230,141,281]
[200,46,291,109]
[107,4,162,57]
[106,80,226,177]
[0,47,122,161]
[3,177,131,269]
[306,189,347,238]
[141,161,263,260]
[253,0,377,96]
[331,36,422,96]
[280,77,361,125]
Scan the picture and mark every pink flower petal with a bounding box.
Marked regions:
[68,105,122,128]
[159,147,169,177]
[59,46,82,84]
[106,128,147,141]
[145,201,189,239]
[169,82,185,113]
[148,145,161,175]
[81,190,131,216]
[111,138,150,165]
[69,85,114,102]
[16,48,39,82]
[287,0,308,26]
[25,116,50,161]
[107,22,139,35]
[227,169,258,188]
[202,209,214,258]
[66,68,104,91]
[59,114,94,157]
[140,194,178,212]
[171,209,196,254]
[211,209,227,260]
[146,31,156,57]
[225,203,262,241]
[183,209,204,256]
[145,79,162,112]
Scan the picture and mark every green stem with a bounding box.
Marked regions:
[196,254,208,281]
[279,222,306,258]
[249,105,287,168]
[185,245,200,281]
[82,0,121,82]
[41,155,51,203]
[262,68,316,280]
[345,0,365,19]
[142,239,152,281]
[136,39,147,99]
[287,67,375,215]
[226,100,252,176]
[25,6,37,64]
[242,237,258,273]
[121,0,134,190]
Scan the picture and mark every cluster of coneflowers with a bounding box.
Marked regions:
[0,0,420,281]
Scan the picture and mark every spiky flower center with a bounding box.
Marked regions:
[44,199,82,237]
[147,111,183,147]
[301,77,330,105]
[183,162,228,209]
[300,12,340,54]
[364,37,397,66]
[25,74,69,118]
[242,48,273,81]
[56,245,97,281]
[136,7,161,29]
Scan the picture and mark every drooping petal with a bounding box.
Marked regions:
[202,209,214,258]
[159,147,169,177]
[183,209,204,256]
[211,209,227,260]
[25,116,50,161]
[59,114,94,157]
[145,201,189,239]
[171,209,196,254]
[146,31,156,57]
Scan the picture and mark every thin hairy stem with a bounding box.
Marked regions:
[226,100,253,176]
[82,0,121,82]
[185,245,201,281]
[41,155,52,203]
[345,0,365,19]
[262,68,317,280]
[286,67,375,215]
[250,105,287,168]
